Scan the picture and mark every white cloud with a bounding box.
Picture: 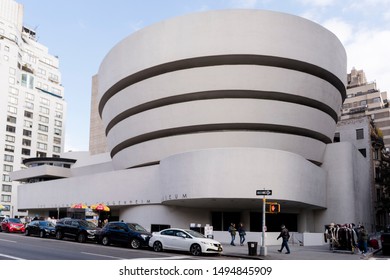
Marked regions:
[322,18,353,44]
[229,0,260,9]
[345,29,390,92]
[298,0,336,7]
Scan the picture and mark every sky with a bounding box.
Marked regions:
[16,0,390,152]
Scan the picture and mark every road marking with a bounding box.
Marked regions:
[81,252,125,259]
[0,253,25,260]
[0,238,17,243]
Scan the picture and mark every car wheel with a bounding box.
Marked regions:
[39,230,46,238]
[25,229,30,236]
[102,236,110,246]
[153,241,163,252]
[56,231,63,240]
[130,238,141,249]
[77,233,86,243]
[190,244,202,256]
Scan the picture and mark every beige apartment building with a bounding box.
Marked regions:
[341,68,390,148]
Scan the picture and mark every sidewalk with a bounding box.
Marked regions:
[221,243,376,260]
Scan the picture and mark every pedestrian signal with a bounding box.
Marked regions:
[267,203,280,213]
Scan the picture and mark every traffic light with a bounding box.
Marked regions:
[267,203,280,213]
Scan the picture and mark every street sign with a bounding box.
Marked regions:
[256,189,272,196]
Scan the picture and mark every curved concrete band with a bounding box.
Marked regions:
[97,9,346,170]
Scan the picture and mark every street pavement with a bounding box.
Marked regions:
[221,243,385,260]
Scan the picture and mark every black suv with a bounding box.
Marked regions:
[25,220,56,238]
[99,221,152,249]
[55,218,99,243]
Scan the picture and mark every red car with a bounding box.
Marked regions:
[0,218,25,233]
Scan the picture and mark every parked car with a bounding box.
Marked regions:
[149,228,223,256]
[99,221,152,249]
[381,225,390,255]
[55,218,99,243]
[25,220,56,238]
[0,218,25,233]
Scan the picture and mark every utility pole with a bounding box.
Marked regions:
[256,189,272,256]
[260,196,267,256]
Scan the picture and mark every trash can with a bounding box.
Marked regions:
[247,242,258,256]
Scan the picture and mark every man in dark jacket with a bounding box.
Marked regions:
[277,224,291,254]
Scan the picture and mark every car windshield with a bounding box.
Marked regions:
[9,218,21,223]
[78,220,97,228]
[127,223,148,232]
[39,221,55,227]
[184,229,206,238]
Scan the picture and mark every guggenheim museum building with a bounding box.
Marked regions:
[12,10,373,239]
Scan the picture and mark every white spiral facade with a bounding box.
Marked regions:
[97,9,346,170]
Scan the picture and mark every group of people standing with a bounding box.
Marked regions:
[228,222,291,254]
[228,223,246,246]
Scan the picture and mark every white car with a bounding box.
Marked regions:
[149,228,223,256]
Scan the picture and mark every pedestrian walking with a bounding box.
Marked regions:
[238,223,246,246]
[358,225,368,256]
[277,224,291,254]
[228,223,237,246]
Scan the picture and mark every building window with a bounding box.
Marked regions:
[4,154,14,162]
[39,115,49,123]
[24,111,33,118]
[53,146,61,153]
[7,115,16,123]
[7,105,17,114]
[55,120,62,127]
[358,148,367,157]
[37,142,47,150]
[26,92,35,100]
[21,148,30,156]
[21,73,34,89]
[49,73,59,82]
[36,151,47,158]
[54,137,61,145]
[54,128,62,136]
[40,106,50,115]
[372,97,381,103]
[9,86,19,95]
[24,120,33,128]
[37,68,46,75]
[8,96,18,104]
[38,133,48,141]
[5,135,15,143]
[6,125,16,133]
[40,97,50,106]
[56,103,63,110]
[23,129,32,137]
[356,129,364,140]
[22,139,31,146]
[4,145,14,152]
[38,124,48,132]
[25,101,34,110]
[55,111,63,119]
[3,165,13,172]
[1,195,11,202]
[360,100,367,106]
[2,174,11,182]
[2,184,12,192]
